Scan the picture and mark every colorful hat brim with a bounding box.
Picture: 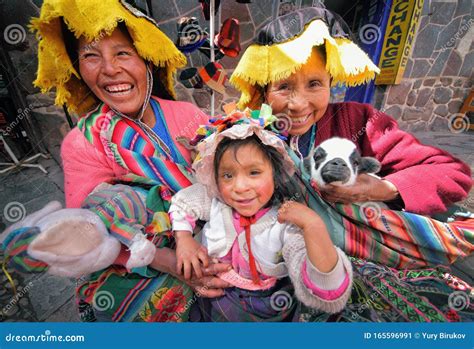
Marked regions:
[230,8,380,109]
[30,0,187,115]
[215,18,241,58]
[177,37,208,53]
[199,62,227,95]
[176,17,208,53]
[179,67,203,89]
[194,124,294,198]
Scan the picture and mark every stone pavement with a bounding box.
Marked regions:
[0,129,472,322]
[0,153,79,322]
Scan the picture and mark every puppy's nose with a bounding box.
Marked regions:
[328,158,347,167]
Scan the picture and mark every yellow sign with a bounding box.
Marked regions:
[375,0,424,85]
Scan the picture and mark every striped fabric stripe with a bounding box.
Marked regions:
[3,227,49,273]
[82,185,149,246]
[112,278,151,322]
[335,203,474,268]
[77,98,193,194]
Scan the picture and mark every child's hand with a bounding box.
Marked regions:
[175,231,210,280]
[277,201,320,230]
[278,201,338,273]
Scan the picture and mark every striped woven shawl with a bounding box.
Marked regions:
[289,148,474,269]
[77,98,193,193]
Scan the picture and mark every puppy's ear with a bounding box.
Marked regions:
[312,146,327,169]
[359,157,381,174]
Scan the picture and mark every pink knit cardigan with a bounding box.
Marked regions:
[61,98,208,208]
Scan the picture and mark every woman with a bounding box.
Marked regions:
[229,6,474,321]
[28,0,230,322]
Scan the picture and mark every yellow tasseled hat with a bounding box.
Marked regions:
[30,0,187,115]
[230,6,380,110]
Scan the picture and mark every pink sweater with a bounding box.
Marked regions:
[316,102,472,215]
[61,98,208,208]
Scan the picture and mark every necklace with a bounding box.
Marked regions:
[109,66,174,160]
[289,123,317,160]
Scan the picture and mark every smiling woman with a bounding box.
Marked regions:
[265,48,330,136]
[12,0,233,322]
[77,25,150,120]
[228,5,474,322]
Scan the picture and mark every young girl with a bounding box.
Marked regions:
[169,118,353,321]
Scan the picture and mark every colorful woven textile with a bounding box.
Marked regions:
[2,227,48,274]
[298,258,473,322]
[334,204,474,268]
[74,100,196,322]
[190,278,297,322]
[190,260,473,322]
[77,97,194,193]
[288,148,474,269]
[76,239,193,322]
[82,184,149,246]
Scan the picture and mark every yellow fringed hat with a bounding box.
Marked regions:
[30,0,187,115]
[230,6,380,110]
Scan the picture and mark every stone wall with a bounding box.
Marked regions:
[3,1,472,128]
[381,0,473,132]
[150,0,281,115]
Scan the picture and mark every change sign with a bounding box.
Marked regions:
[375,0,424,85]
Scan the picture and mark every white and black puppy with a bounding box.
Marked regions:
[304,137,381,188]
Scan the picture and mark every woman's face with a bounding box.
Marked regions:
[265,49,331,135]
[78,27,148,118]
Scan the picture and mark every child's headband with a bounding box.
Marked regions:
[192,105,296,197]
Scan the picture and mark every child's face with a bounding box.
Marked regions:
[217,143,275,217]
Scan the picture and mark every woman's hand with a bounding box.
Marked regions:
[319,174,399,204]
[150,247,231,298]
[175,230,209,279]
[183,262,233,298]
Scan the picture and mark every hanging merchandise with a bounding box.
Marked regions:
[176,17,208,53]
[199,0,221,20]
[179,67,204,89]
[215,18,241,57]
[199,61,227,95]
[198,38,225,60]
